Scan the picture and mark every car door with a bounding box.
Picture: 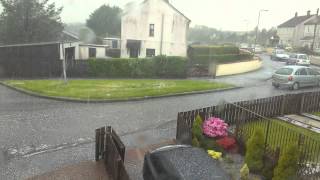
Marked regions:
[295,68,309,87]
[307,68,320,86]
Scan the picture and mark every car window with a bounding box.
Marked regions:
[298,55,308,60]
[308,69,320,75]
[289,54,297,58]
[275,68,293,75]
[295,68,308,75]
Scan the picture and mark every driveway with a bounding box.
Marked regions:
[1,54,320,179]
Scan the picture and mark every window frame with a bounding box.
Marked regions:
[149,24,155,37]
[89,47,96,58]
[146,48,156,57]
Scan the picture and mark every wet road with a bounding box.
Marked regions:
[1,54,320,179]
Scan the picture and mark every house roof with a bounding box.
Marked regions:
[278,15,314,28]
[305,16,320,25]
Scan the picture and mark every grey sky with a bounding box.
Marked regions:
[1,0,320,31]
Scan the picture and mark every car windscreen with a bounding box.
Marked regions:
[298,55,308,60]
[275,68,293,75]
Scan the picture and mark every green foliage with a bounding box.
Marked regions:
[240,164,250,180]
[188,45,253,65]
[192,115,204,140]
[0,0,63,44]
[272,144,299,180]
[192,137,200,147]
[200,136,224,152]
[88,56,187,78]
[245,128,265,172]
[86,5,121,37]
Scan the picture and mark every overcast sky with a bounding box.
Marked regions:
[1,0,319,31]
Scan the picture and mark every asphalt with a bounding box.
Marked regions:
[1,54,320,179]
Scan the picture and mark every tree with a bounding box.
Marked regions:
[245,128,265,172]
[86,5,121,38]
[273,144,299,180]
[0,0,63,44]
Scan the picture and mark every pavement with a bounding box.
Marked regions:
[1,54,320,179]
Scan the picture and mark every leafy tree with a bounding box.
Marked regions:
[273,144,299,180]
[0,0,63,44]
[245,128,265,172]
[86,5,121,37]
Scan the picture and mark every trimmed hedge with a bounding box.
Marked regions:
[188,45,253,66]
[88,56,187,78]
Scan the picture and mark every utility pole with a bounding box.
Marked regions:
[253,9,268,56]
[311,8,319,52]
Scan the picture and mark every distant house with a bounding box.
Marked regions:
[121,0,191,58]
[300,16,320,52]
[278,10,318,47]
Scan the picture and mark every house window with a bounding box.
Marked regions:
[112,40,118,49]
[149,24,155,37]
[89,48,96,58]
[146,49,155,57]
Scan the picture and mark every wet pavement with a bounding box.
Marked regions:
[1,54,320,179]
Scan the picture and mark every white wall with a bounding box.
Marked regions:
[59,42,80,60]
[121,0,190,58]
[79,45,109,59]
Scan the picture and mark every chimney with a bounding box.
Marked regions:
[307,10,311,16]
[295,12,298,17]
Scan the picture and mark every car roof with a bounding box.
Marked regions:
[282,65,310,70]
[296,53,307,56]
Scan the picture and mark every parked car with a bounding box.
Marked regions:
[271,49,290,61]
[286,53,311,66]
[253,45,263,54]
[272,66,320,90]
[143,145,230,180]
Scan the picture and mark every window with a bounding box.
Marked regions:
[308,69,320,75]
[149,24,155,37]
[275,68,293,75]
[89,48,96,58]
[112,40,118,49]
[295,68,308,75]
[146,49,155,57]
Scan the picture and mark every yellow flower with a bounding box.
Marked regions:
[207,150,222,159]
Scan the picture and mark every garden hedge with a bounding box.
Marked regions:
[88,55,187,78]
[188,45,253,65]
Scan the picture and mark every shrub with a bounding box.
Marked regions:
[88,55,187,78]
[202,117,228,138]
[200,136,224,152]
[272,144,299,180]
[192,137,200,147]
[240,164,250,180]
[245,128,265,172]
[189,45,240,56]
[192,115,204,140]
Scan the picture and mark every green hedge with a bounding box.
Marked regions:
[88,56,187,78]
[191,53,253,65]
[189,45,240,56]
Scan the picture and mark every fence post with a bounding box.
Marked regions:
[264,119,271,152]
[280,95,287,116]
[95,128,100,161]
[300,94,305,114]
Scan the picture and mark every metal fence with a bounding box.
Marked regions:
[95,126,130,180]
[176,91,320,178]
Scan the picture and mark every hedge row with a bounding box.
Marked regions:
[188,45,240,56]
[88,56,187,78]
[191,53,253,65]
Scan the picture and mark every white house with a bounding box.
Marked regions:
[300,16,320,52]
[278,11,317,47]
[121,0,191,58]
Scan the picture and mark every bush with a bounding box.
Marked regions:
[192,115,204,140]
[272,144,299,180]
[245,128,265,172]
[240,164,250,180]
[192,137,200,147]
[200,136,224,152]
[189,45,240,56]
[88,55,187,78]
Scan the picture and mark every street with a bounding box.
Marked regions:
[1,54,320,179]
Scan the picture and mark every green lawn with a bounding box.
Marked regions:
[3,79,233,100]
[313,112,320,117]
[243,119,320,161]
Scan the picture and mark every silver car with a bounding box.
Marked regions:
[272,66,320,90]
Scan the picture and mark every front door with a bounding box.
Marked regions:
[129,49,139,58]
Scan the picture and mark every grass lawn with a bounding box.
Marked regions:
[3,79,233,100]
[243,119,320,161]
[313,112,320,117]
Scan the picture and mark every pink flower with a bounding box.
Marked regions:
[202,117,229,138]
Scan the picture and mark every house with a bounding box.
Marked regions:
[103,37,121,49]
[278,11,317,47]
[300,16,320,52]
[121,0,191,58]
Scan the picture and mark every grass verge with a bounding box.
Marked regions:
[3,79,233,100]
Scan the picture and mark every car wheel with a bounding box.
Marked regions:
[292,83,299,90]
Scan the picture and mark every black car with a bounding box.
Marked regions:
[143,145,231,180]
